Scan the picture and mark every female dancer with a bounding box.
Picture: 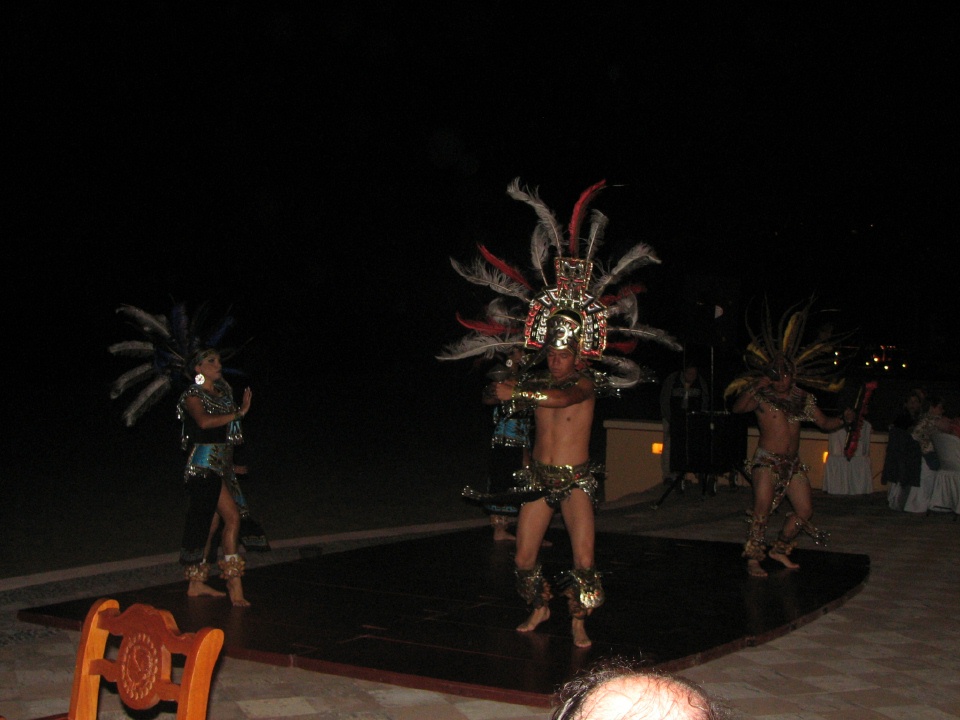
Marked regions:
[178,347,253,606]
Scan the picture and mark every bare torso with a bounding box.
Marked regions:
[533,389,595,466]
[732,379,839,455]
[754,399,803,455]
[492,365,596,466]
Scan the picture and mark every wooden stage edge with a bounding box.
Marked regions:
[16,529,871,707]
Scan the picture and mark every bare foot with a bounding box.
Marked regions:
[187,580,226,598]
[493,528,516,542]
[747,559,768,578]
[226,577,251,607]
[517,606,550,633]
[571,617,592,648]
[768,551,800,570]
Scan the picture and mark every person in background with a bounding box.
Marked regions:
[891,391,922,431]
[911,394,950,467]
[943,410,960,439]
[884,390,925,510]
[659,362,710,488]
[911,386,928,405]
[481,347,533,541]
[887,394,953,513]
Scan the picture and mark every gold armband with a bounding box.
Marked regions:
[511,387,548,403]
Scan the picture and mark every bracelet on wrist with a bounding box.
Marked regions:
[511,387,548,404]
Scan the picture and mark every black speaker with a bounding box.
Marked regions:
[670,411,747,474]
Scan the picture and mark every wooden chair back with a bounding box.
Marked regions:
[68,597,224,720]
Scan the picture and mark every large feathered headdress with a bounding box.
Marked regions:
[437,178,681,388]
[108,302,245,426]
[723,295,856,399]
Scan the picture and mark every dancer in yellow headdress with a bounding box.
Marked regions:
[726,297,856,578]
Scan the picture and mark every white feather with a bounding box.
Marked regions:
[116,304,172,340]
[110,362,155,399]
[610,324,683,352]
[597,356,644,388]
[583,210,608,260]
[604,292,638,327]
[592,242,661,296]
[436,333,523,361]
[450,257,531,301]
[485,297,526,326]
[603,357,659,387]
[121,375,171,427]
[507,178,564,252]
[529,225,552,285]
[108,340,156,357]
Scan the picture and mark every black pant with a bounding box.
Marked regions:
[179,470,222,565]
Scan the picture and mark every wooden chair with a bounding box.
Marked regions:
[7,597,224,720]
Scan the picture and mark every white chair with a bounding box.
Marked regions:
[823,420,873,494]
[929,432,960,515]
[901,455,938,513]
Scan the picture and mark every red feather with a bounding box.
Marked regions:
[600,283,647,306]
[844,380,879,460]
[477,244,533,290]
[607,339,638,354]
[455,312,513,336]
[567,180,607,256]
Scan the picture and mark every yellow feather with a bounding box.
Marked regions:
[724,376,754,399]
[781,312,801,353]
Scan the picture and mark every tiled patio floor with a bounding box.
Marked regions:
[2,486,958,719]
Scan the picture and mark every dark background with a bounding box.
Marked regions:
[3,4,958,573]
[7,5,958,373]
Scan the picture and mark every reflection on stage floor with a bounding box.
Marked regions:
[18,527,869,707]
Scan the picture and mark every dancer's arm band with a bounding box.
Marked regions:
[511,387,548,404]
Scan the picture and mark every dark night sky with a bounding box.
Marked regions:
[5,3,959,401]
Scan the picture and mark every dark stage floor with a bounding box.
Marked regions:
[18,528,869,707]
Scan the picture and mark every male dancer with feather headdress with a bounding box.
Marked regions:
[440,179,681,647]
[727,298,856,578]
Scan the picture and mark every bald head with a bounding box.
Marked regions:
[552,663,731,720]
[579,675,711,719]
